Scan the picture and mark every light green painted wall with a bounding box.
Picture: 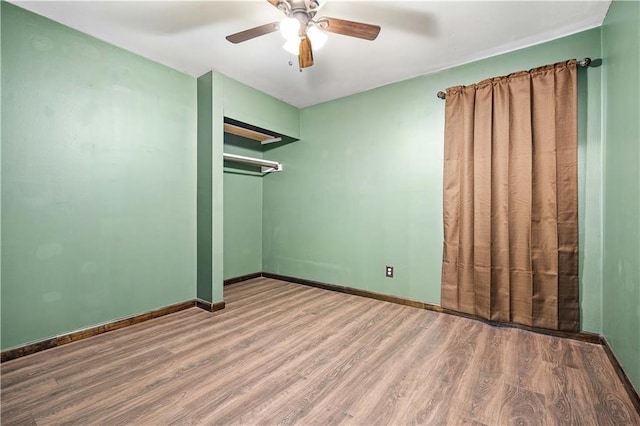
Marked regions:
[211,73,225,303]
[221,74,300,139]
[223,136,263,279]
[196,71,224,304]
[1,3,197,349]
[1,0,3,319]
[197,72,214,302]
[263,28,604,333]
[601,0,640,392]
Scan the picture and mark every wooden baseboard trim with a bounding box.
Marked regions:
[224,272,262,286]
[195,299,226,312]
[261,272,603,345]
[436,306,603,345]
[602,337,640,413]
[1,300,195,363]
[8,273,633,409]
[262,272,431,310]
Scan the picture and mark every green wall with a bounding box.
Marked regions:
[197,72,213,303]
[196,71,225,304]
[1,0,3,320]
[223,136,264,279]
[1,3,197,349]
[602,0,640,392]
[221,75,300,139]
[263,28,604,333]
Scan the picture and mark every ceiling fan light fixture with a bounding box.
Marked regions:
[279,17,300,40]
[227,1,382,69]
[307,25,327,50]
[283,37,301,56]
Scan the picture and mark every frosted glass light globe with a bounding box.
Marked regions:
[307,26,328,50]
[280,17,300,40]
[283,37,301,55]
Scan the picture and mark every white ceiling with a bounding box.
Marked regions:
[13,1,611,108]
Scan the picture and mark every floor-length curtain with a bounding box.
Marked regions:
[441,59,579,331]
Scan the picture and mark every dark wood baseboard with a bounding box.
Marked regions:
[195,299,226,312]
[2,297,229,363]
[262,272,432,310]
[437,306,603,345]
[1,300,195,363]
[224,272,262,286]
[6,273,636,412]
[602,337,640,413]
[261,272,640,404]
[261,272,603,345]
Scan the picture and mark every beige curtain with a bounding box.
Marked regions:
[441,60,579,331]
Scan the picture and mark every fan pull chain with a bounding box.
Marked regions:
[286,54,303,72]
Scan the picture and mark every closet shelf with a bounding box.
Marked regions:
[224,123,282,144]
[223,117,298,146]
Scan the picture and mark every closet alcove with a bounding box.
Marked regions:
[223,117,298,286]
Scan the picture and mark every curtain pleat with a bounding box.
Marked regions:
[441,60,579,331]
[491,83,511,322]
[473,83,493,320]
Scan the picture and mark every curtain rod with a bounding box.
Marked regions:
[436,57,592,100]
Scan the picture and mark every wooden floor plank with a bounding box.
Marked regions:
[1,278,638,425]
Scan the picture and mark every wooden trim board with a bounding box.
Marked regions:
[224,272,262,286]
[1,298,226,362]
[4,271,638,412]
[260,272,639,409]
[261,272,602,344]
[204,276,640,417]
[195,299,226,312]
[602,337,640,413]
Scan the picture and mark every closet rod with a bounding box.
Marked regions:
[436,57,593,99]
[223,153,283,172]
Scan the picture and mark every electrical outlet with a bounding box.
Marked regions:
[385,265,394,278]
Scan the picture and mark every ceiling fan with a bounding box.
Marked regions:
[225,0,381,69]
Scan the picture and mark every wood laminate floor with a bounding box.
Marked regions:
[1,278,638,425]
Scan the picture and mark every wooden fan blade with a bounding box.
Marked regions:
[298,37,314,68]
[322,17,380,41]
[266,0,280,8]
[226,22,279,44]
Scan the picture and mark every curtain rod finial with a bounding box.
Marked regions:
[437,91,446,100]
[578,58,591,67]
